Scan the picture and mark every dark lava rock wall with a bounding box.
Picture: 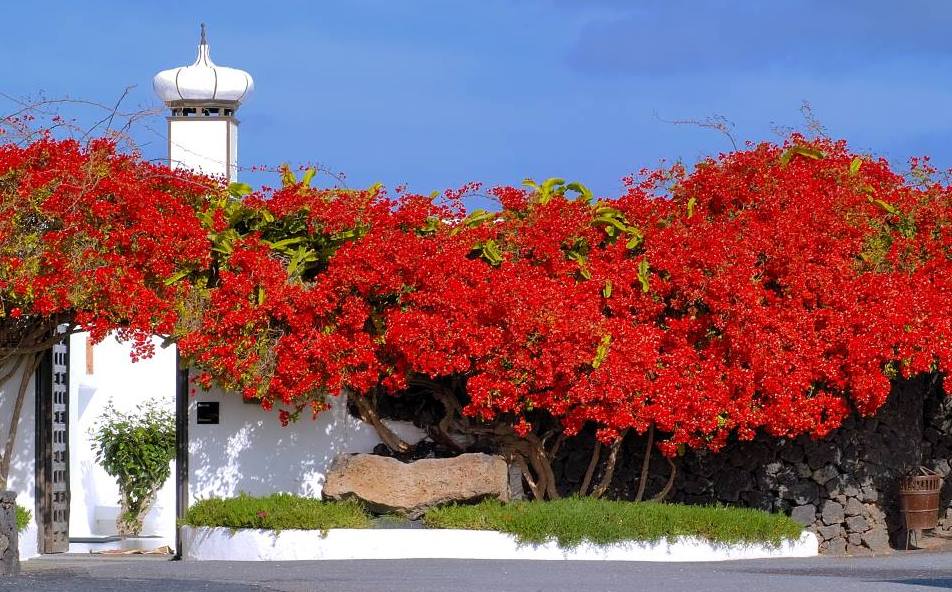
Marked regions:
[553,375,946,555]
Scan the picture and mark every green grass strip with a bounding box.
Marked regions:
[183,493,371,532]
[181,494,802,549]
[424,497,803,548]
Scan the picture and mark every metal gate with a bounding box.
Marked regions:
[35,341,69,553]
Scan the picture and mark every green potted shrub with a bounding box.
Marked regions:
[16,504,30,533]
[90,400,175,537]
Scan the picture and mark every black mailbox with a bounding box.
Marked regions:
[196,401,220,425]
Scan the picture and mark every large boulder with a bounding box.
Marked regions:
[322,453,509,518]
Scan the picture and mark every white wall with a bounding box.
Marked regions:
[67,333,177,544]
[65,328,426,540]
[0,358,37,559]
[189,387,425,500]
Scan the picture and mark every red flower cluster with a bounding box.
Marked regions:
[0,137,214,358]
[176,137,952,455]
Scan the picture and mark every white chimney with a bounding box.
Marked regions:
[152,24,253,180]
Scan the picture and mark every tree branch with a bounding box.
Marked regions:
[592,430,628,499]
[635,423,655,502]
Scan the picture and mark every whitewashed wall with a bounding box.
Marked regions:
[0,360,37,559]
[66,329,426,549]
[189,387,425,500]
[67,333,177,544]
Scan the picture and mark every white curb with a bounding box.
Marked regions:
[182,526,818,562]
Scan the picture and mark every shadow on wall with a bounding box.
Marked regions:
[189,389,425,500]
[0,370,38,558]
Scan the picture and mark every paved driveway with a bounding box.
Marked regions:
[4,552,952,592]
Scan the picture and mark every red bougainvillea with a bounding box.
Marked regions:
[0,137,215,354]
[5,133,952,497]
[175,136,952,473]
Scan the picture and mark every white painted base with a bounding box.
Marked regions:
[182,527,818,562]
[18,522,37,561]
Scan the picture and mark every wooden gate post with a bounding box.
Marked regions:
[34,343,69,554]
[174,352,189,559]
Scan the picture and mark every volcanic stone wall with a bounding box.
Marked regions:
[552,374,949,555]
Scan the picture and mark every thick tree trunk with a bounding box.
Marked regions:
[352,394,412,454]
[592,429,628,499]
[579,441,601,496]
[117,487,159,537]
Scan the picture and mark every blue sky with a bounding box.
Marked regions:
[1,1,950,203]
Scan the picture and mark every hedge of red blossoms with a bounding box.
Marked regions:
[176,135,952,457]
[3,135,951,458]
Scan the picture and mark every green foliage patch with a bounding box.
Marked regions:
[424,497,803,548]
[183,494,372,532]
[15,505,29,533]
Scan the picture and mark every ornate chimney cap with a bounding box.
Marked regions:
[153,24,254,108]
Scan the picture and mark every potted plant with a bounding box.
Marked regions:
[89,400,176,537]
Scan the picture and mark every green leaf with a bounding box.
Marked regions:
[463,209,496,227]
[301,168,316,187]
[591,334,612,369]
[228,182,253,197]
[637,258,651,293]
[452,210,496,236]
[162,269,191,286]
[779,145,825,166]
[418,216,442,235]
[687,197,697,219]
[594,214,631,233]
[539,177,566,205]
[477,240,503,266]
[566,250,591,279]
[210,229,239,255]
[565,181,593,204]
[595,206,624,216]
[870,198,901,216]
[524,177,569,205]
[602,280,612,299]
[257,286,266,306]
[849,157,863,176]
[264,237,305,252]
[286,246,317,279]
[625,229,644,250]
[280,164,296,187]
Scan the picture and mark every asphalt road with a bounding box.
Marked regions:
[4,552,952,592]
